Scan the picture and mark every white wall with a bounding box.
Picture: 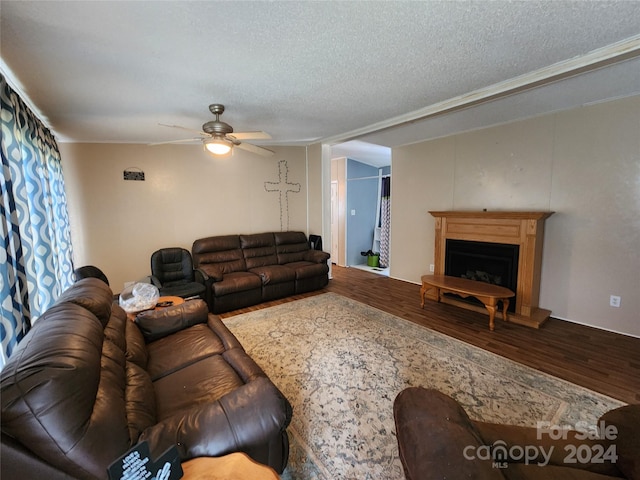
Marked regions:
[61,143,308,291]
[391,96,640,336]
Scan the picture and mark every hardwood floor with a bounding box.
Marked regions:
[220,265,640,404]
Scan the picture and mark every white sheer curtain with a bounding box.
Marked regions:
[379,176,390,268]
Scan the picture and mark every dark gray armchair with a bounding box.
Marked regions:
[150,247,207,299]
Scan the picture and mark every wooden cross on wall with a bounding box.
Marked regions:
[264,160,301,231]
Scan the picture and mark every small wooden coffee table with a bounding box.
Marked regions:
[155,296,184,308]
[420,274,515,331]
[126,296,185,321]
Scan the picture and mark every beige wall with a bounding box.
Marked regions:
[60,96,639,336]
[61,143,309,291]
[391,96,640,336]
[305,142,324,236]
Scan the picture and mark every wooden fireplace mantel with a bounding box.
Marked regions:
[429,210,554,328]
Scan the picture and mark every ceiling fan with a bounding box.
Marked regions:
[153,104,274,157]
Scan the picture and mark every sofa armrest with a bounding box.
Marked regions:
[207,314,244,351]
[135,300,208,342]
[599,404,640,479]
[393,387,504,480]
[473,421,622,476]
[194,269,211,306]
[194,268,209,283]
[139,377,292,461]
[304,250,330,263]
[201,266,224,282]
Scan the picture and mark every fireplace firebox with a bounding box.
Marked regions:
[445,239,519,313]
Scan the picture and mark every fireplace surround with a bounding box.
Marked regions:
[429,211,554,328]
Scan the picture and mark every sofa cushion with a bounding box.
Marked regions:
[138,377,292,468]
[146,323,226,381]
[284,261,329,280]
[153,354,245,421]
[249,265,296,285]
[240,233,278,269]
[212,271,262,296]
[274,231,311,264]
[192,235,246,278]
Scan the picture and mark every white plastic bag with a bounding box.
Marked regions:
[119,282,160,313]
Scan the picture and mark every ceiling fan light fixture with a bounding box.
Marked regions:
[204,137,233,155]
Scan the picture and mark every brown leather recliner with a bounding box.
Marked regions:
[192,231,330,313]
[393,387,639,480]
[1,278,293,480]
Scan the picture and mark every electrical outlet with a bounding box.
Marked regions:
[609,295,621,308]
[429,264,435,272]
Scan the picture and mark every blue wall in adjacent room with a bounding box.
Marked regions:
[346,159,380,266]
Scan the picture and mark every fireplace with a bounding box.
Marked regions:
[429,211,554,328]
[445,239,519,313]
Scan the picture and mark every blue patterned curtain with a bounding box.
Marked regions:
[1,74,74,368]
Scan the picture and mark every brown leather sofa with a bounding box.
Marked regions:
[192,231,330,313]
[394,387,639,480]
[1,278,293,480]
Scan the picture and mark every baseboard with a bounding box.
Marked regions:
[549,314,640,339]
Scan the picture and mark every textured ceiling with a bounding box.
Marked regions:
[2,1,640,162]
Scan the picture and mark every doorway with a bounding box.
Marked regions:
[330,141,391,276]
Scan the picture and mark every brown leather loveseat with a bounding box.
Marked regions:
[1,278,293,479]
[394,387,639,480]
[192,231,330,313]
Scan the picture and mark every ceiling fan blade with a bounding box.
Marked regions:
[148,138,202,146]
[158,123,207,136]
[236,142,275,157]
[229,131,272,141]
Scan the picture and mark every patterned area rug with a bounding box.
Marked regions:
[223,293,624,480]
